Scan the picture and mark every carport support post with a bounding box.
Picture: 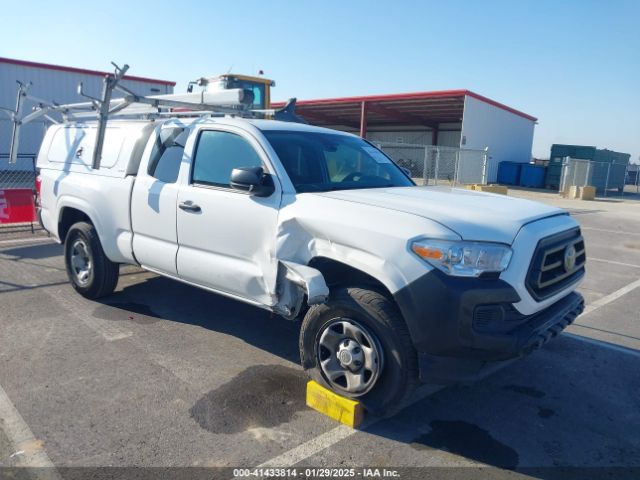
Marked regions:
[482,147,489,184]
[422,147,429,185]
[430,129,439,186]
[434,147,440,186]
[359,101,368,138]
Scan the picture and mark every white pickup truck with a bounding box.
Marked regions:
[37,117,585,414]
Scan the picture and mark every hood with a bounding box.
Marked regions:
[313,186,565,244]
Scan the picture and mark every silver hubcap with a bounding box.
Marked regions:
[70,239,92,286]
[318,318,383,396]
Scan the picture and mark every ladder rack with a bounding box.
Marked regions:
[0,62,302,169]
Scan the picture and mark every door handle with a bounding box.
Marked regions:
[179,201,201,213]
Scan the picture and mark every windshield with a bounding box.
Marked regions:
[226,79,265,109]
[263,131,414,193]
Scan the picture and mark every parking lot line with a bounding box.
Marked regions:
[588,257,640,269]
[53,291,134,342]
[255,385,443,469]
[0,383,61,476]
[256,424,356,468]
[0,237,55,247]
[0,249,134,342]
[563,332,640,358]
[581,277,640,316]
[581,226,640,237]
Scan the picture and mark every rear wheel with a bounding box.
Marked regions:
[300,287,418,416]
[64,221,119,299]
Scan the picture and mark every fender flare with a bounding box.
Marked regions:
[56,196,103,240]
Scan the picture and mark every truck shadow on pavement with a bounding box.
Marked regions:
[100,274,302,364]
[0,242,61,260]
[100,274,640,475]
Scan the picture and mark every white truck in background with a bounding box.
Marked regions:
[36,116,586,415]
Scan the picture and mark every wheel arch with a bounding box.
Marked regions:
[308,256,396,301]
[58,205,96,242]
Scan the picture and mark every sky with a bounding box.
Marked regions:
[1,0,638,162]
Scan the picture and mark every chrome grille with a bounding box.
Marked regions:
[526,228,586,300]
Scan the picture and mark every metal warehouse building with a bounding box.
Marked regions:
[274,90,537,183]
[0,57,175,174]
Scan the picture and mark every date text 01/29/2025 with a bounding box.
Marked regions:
[233,467,401,477]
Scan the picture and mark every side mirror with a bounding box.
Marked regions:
[230,166,275,197]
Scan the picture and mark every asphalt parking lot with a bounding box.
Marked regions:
[0,189,639,479]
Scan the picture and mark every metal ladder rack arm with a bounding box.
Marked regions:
[90,64,130,169]
[9,82,33,164]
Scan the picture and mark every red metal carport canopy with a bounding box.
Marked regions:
[273,89,537,138]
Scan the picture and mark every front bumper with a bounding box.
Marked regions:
[393,269,584,383]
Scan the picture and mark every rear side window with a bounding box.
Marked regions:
[191,130,263,187]
[148,128,188,183]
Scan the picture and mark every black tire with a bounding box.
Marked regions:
[64,221,119,299]
[300,287,418,416]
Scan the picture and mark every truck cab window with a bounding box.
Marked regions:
[192,130,263,188]
[148,128,188,183]
[263,131,413,193]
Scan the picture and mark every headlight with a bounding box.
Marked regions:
[411,239,512,277]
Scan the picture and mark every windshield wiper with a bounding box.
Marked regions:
[327,184,396,192]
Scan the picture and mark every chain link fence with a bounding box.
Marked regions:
[559,157,629,197]
[0,154,38,230]
[375,142,488,186]
[626,165,639,192]
[0,154,37,189]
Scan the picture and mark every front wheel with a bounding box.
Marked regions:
[64,221,119,299]
[300,287,418,416]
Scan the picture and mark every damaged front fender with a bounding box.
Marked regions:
[274,260,329,320]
